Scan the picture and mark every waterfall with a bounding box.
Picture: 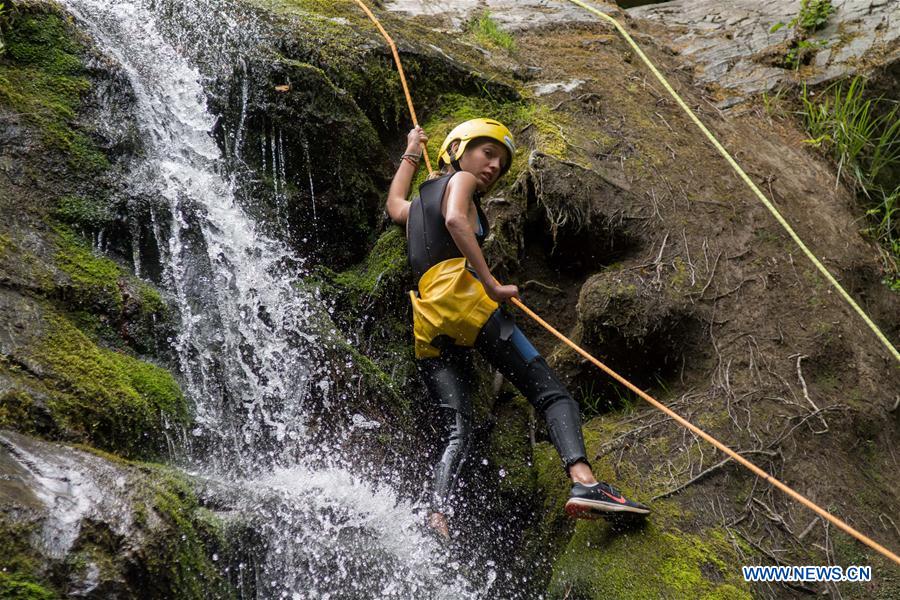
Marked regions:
[54,0,491,597]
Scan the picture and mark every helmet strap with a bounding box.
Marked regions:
[447,146,462,173]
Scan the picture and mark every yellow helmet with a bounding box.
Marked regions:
[437,118,516,174]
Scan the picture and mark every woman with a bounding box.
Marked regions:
[385,118,650,538]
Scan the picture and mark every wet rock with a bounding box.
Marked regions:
[0,431,239,599]
[630,0,900,104]
[384,0,621,31]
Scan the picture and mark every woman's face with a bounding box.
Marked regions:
[456,140,510,192]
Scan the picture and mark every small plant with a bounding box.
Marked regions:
[800,77,900,189]
[771,0,835,70]
[799,76,900,290]
[864,187,900,288]
[761,85,789,118]
[465,11,516,52]
[770,0,835,35]
[783,38,828,70]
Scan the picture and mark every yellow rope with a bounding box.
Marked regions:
[564,0,899,365]
[350,0,900,568]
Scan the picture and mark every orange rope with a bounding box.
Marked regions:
[351,0,433,174]
[512,298,900,567]
[350,0,900,569]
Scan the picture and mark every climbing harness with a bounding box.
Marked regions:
[564,0,898,366]
[351,0,900,567]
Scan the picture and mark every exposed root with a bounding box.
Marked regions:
[650,448,777,501]
[788,353,829,433]
[522,279,564,293]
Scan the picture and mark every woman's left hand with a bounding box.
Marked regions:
[486,282,520,303]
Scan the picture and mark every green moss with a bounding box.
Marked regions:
[137,281,167,316]
[0,389,34,430]
[487,395,537,499]
[0,574,55,600]
[526,411,752,599]
[464,11,516,52]
[420,93,568,189]
[0,232,9,256]
[54,195,113,229]
[318,311,412,418]
[331,227,409,301]
[0,12,109,172]
[548,521,752,599]
[53,225,123,312]
[33,311,187,458]
[0,519,54,600]
[141,468,235,600]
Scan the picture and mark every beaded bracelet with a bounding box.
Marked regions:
[400,153,420,168]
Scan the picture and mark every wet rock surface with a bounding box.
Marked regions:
[2,0,899,598]
[630,0,900,105]
[384,0,617,30]
[0,431,238,599]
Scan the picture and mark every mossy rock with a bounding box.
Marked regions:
[133,466,237,599]
[53,224,123,312]
[524,437,753,599]
[0,8,109,173]
[50,224,171,353]
[311,227,421,404]
[0,435,241,599]
[0,289,187,459]
[486,394,537,502]
[327,226,411,313]
[548,523,752,599]
[31,311,188,458]
[0,518,56,600]
[0,573,55,600]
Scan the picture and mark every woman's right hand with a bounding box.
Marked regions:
[486,282,520,303]
[406,125,428,154]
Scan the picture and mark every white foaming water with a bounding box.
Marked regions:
[0,434,132,561]
[51,1,487,597]
[240,465,491,599]
[60,0,317,463]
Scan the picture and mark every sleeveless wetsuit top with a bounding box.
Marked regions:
[407,172,489,281]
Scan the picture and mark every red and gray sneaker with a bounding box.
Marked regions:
[565,482,650,519]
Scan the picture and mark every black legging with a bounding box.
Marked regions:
[418,308,588,514]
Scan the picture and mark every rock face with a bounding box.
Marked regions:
[0,431,240,599]
[630,0,900,105]
[2,0,899,599]
[384,0,616,30]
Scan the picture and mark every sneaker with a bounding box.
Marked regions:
[565,482,650,519]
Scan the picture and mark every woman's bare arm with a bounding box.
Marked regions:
[443,173,519,302]
[385,126,428,226]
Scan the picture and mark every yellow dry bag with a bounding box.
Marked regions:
[409,257,498,359]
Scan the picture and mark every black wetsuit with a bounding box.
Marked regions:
[408,172,589,514]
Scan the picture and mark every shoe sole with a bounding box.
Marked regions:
[565,498,650,519]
